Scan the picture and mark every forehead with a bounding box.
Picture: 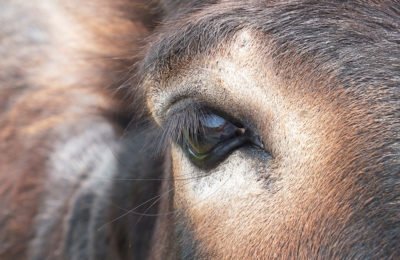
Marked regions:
[142,0,399,90]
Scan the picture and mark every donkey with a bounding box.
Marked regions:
[1,0,399,259]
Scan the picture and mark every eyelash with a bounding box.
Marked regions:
[159,102,208,151]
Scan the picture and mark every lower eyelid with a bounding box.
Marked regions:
[185,135,251,169]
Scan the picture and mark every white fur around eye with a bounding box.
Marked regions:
[172,145,270,204]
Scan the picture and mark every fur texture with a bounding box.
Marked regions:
[0,0,399,259]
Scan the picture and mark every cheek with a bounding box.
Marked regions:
[170,143,354,258]
[171,146,280,256]
[171,145,269,207]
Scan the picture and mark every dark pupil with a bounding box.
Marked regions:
[184,114,242,158]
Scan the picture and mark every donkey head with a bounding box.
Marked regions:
[142,1,399,258]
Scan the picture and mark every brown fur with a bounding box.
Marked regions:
[0,1,161,259]
[0,0,399,259]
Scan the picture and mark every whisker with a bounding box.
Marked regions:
[96,186,175,231]
[133,187,174,226]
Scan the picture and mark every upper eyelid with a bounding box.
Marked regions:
[164,98,200,119]
[161,99,265,153]
[165,98,248,131]
[156,89,195,120]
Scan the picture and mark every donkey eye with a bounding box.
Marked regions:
[181,113,250,169]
